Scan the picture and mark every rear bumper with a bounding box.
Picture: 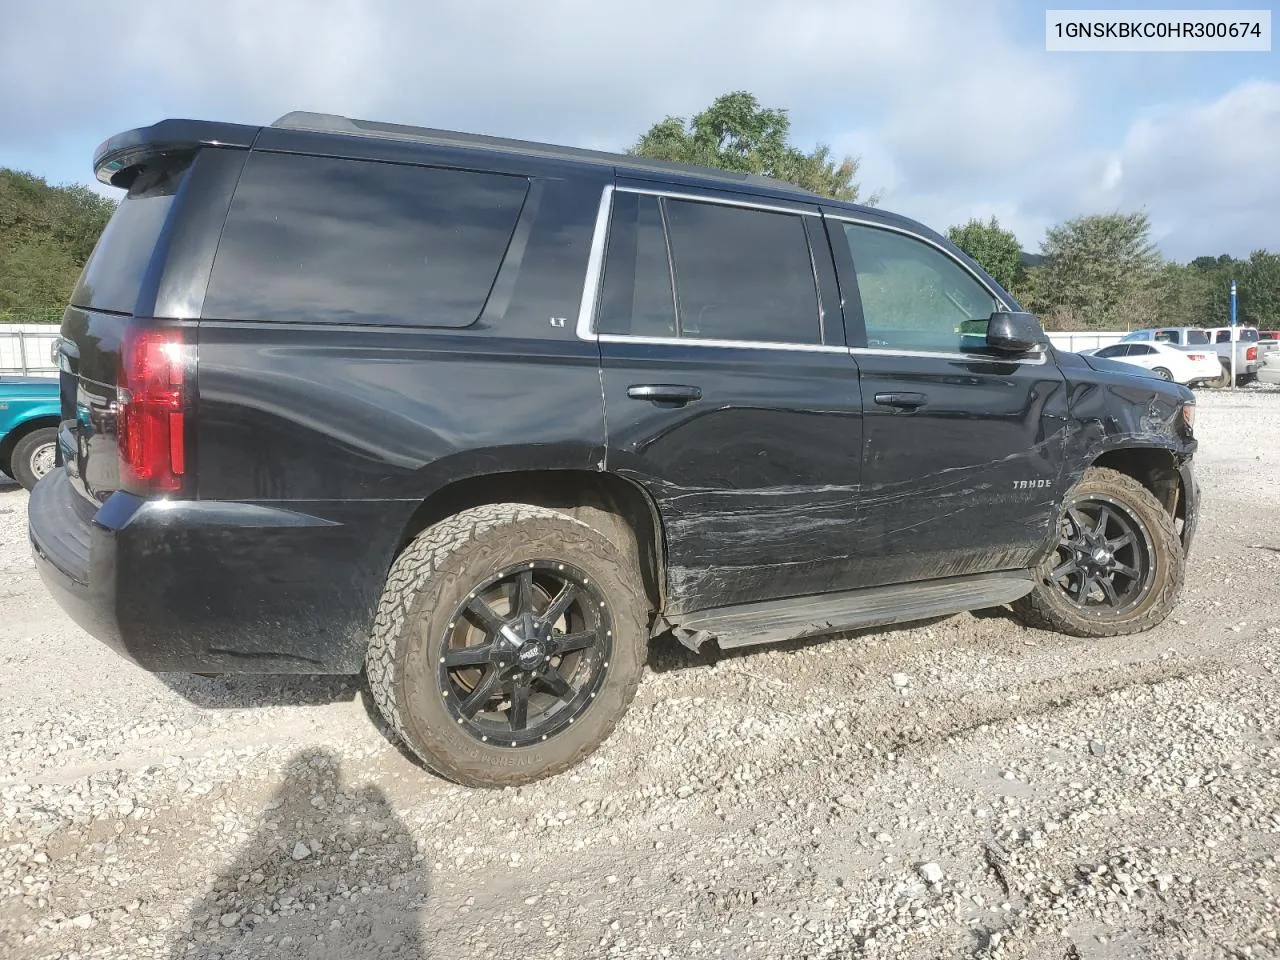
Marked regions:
[1178,459,1200,557]
[29,469,402,673]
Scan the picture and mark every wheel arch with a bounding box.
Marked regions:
[395,469,667,614]
[1088,446,1181,516]
[0,415,60,477]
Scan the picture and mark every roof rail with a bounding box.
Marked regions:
[271,111,361,133]
[267,111,827,201]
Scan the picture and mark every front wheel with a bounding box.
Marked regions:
[10,427,58,491]
[1152,366,1173,381]
[1013,467,1184,638]
[365,504,648,788]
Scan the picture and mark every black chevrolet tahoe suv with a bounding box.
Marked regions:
[30,112,1200,787]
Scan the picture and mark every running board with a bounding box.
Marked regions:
[667,572,1035,651]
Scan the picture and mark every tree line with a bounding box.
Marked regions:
[1,91,1274,332]
[635,92,1275,332]
[945,213,1279,332]
[0,169,115,322]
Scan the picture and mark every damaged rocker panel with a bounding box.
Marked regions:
[662,571,1035,651]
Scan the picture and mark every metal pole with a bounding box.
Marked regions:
[17,330,27,377]
[1230,280,1238,389]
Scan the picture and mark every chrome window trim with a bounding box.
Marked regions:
[849,346,1049,366]
[600,332,847,353]
[825,213,1015,313]
[578,182,830,350]
[575,183,615,341]
[616,185,821,217]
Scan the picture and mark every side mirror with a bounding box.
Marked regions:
[986,311,1048,355]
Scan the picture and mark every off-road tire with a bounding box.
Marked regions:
[365,503,648,788]
[11,427,58,491]
[1013,467,1184,638]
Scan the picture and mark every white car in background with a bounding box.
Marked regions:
[1087,341,1223,386]
[1260,349,1280,385]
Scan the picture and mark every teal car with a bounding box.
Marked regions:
[0,375,60,490]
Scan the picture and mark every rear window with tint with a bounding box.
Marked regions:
[72,160,190,314]
[204,153,529,327]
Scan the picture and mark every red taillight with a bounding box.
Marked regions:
[118,328,189,493]
[1186,353,1207,361]
[1247,346,1258,362]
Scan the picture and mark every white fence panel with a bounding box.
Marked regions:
[1046,330,1128,353]
[0,324,60,377]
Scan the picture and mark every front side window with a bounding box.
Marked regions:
[1154,330,1177,343]
[840,223,998,353]
[1096,344,1128,358]
[596,193,822,345]
[1186,329,1209,344]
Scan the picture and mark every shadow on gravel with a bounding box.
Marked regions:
[966,605,1022,623]
[158,673,363,709]
[169,747,428,959]
[646,613,961,674]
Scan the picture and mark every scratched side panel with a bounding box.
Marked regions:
[1056,348,1196,480]
[600,343,863,615]
[850,354,1070,587]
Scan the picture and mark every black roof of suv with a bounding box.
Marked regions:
[33,111,1200,788]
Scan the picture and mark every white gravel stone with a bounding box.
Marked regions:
[1,387,1278,959]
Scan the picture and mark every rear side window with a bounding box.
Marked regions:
[664,199,820,344]
[596,193,821,345]
[1186,329,1209,344]
[72,159,191,314]
[597,193,677,337]
[204,153,529,326]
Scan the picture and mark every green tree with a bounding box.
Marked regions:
[1239,250,1280,329]
[946,217,1024,293]
[1027,212,1162,329]
[631,91,876,203]
[0,168,116,320]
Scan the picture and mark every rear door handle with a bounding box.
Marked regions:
[874,391,928,410]
[627,384,702,405]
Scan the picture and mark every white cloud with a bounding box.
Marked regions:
[0,0,1274,259]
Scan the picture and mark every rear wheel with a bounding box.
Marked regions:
[1152,366,1173,381]
[1211,364,1232,388]
[10,427,58,491]
[365,503,648,787]
[1013,467,1183,638]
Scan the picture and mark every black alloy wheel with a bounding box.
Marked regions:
[438,561,613,748]
[1046,496,1155,616]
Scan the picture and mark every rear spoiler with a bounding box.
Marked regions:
[93,119,260,188]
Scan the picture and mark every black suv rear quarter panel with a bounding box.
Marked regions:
[187,153,610,671]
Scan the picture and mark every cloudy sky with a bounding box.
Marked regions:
[1,0,1275,260]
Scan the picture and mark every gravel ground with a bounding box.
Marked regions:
[2,386,1279,960]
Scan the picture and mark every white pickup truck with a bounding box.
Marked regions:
[1206,327,1264,386]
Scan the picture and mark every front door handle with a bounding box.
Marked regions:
[874,391,928,410]
[627,384,703,405]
